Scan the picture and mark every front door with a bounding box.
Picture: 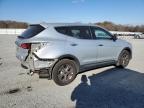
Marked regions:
[91,27,120,62]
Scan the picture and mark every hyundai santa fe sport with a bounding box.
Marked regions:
[15,23,132,86]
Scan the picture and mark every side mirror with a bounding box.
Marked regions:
[112,34,117,41]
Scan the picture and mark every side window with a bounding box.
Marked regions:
[55,26,92,39]
[55,27,68,35]
[70,29,81,38]
[68,26,92,39]
[91,27,112,39]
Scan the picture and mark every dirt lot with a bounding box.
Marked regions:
[0,35,144,108]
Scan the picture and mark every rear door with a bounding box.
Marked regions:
[55,26,98,65]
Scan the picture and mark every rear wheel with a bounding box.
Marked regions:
[116,50,130,68]
[52,59,77,86]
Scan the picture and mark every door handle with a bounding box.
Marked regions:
[71,43,78,46]
[98,44,104,46]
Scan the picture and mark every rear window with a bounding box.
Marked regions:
[19,25,45,39]
[55,26,92,39]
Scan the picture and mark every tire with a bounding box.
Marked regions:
[52,59,77,86]
[138,36,141,39]
[134,35,137,39]
[116,50,130,68]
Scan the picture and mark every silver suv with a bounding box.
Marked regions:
[15,23,132,86]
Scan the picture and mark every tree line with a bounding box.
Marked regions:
[96,21,144,32]
[0,20,28,29]
[0,20,144,32]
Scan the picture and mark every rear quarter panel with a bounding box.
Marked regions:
[34,40,67,59]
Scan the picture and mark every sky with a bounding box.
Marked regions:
[0,0,144,25]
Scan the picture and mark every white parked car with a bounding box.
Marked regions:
[134,33,144,39]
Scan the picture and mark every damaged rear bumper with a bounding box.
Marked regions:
[21,52,58,71]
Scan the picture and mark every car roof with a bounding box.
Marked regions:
[30,22,109,32]
[37,22,101,28]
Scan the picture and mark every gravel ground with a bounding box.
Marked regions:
[0,35,144,108]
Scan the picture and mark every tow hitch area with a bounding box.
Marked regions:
[27,70,35,76]
[27,70,39,76]
[27,69,51,79]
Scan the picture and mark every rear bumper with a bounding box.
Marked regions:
[18,53,58,71]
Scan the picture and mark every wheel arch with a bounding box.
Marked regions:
[58,54,80,67]
[121,47,132,59]
[49,54,80,79]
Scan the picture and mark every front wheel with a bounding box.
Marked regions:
[116,50,130,68]
[52,59,77,86]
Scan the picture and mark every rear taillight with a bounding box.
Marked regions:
[20,43,31,49]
